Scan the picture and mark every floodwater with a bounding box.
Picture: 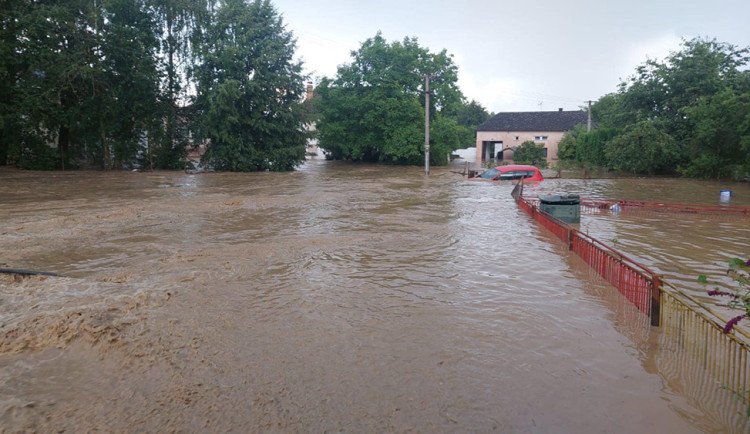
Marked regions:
[1,160,749,432]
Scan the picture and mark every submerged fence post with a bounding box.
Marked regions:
[651,275,662,327]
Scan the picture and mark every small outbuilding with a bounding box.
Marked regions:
[475,109,588,165]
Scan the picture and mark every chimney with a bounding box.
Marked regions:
[558,108,563,112]
[306,82,314,101]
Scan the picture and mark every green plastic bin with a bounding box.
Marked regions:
[539,194,581,224]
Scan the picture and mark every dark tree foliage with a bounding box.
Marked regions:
[605,121,680,175]
[556,124,585,161]
[563,37,750,179]
[0,0,22,166]
[455,99,492,128]
[315,33,471,165]
[589,94,627,129]
[102,0,163,169]
[150,0,207,169]
[0,0,163,170]
[559,127,621,167]
[1,0,308,172]
[194,0,307,171]
[679,87,750,179]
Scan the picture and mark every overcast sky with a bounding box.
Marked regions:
[271,0,750,114]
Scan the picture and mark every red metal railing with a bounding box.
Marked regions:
[579,198,749,218]
[520,195,750,218]
[517,196,534,215]
[570,231,657,315]
[516,192,750,411]
[531,205,571,243]
[518,196,661,324]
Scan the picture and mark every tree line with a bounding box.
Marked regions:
[4,4,746,178]
[559,38,750,180]
[313,32,490,166]
[0,0,308,171]
[1,1,491,172]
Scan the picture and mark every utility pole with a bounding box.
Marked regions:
[423,74,434,175]
[586,100,593,132]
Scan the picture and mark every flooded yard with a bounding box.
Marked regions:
[1,160,749,432]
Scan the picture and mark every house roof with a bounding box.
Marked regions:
[477,110,588,132]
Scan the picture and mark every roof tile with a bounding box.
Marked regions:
[477,110,588,132]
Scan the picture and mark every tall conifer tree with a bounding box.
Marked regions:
[195,0,307,171]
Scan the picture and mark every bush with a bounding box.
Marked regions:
[604,121,680,175]
[513,140,548,168]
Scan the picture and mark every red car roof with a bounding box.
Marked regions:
[476,164,544,181]
[493,165,540,172]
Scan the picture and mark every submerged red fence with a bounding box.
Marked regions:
[518,196,661,325]
[516,188,750,411]
[570,231,658,316]
[517,192,748,325]
[520,196,750,219]
[525,204,570,243]
[580,199,749,218]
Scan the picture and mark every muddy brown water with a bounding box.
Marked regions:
[1,160,749,432]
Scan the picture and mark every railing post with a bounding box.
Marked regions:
[651,275,662,327]
[568,229,574,250]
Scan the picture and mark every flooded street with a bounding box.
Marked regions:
[1,160,749,432]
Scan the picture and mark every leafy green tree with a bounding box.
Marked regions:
[1,0,164,170]
[431,114,471,165]
[452,99,490,153]
[4,0,106,169]
[590,93,628,129]
[616,38,749,140]
[658,39,748,119]
[0,0,26,166]
[514,140,548,168]
[102,0,163,169]
[151,0,207,169]
[680,88,750,178]
[604,121,680,175]
[557,125,585,161]
[582,37,750,178]
[195,0,307,171]
[556,126,620,166]
[577,127,621,166]
[456,99,491,128]
[315,33,465,165]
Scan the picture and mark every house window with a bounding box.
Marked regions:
[543,148,548,157]
[534,136,548,141]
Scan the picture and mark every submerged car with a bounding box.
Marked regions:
[475,164,544,182]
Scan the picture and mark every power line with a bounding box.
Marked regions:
[479,84,583,104]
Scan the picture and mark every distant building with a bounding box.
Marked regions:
[306,82,314,102]
[305,82,319,156]
[475,109,588,165]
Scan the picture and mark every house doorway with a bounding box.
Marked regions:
[481,141,503,162]
[492,141,503,160]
